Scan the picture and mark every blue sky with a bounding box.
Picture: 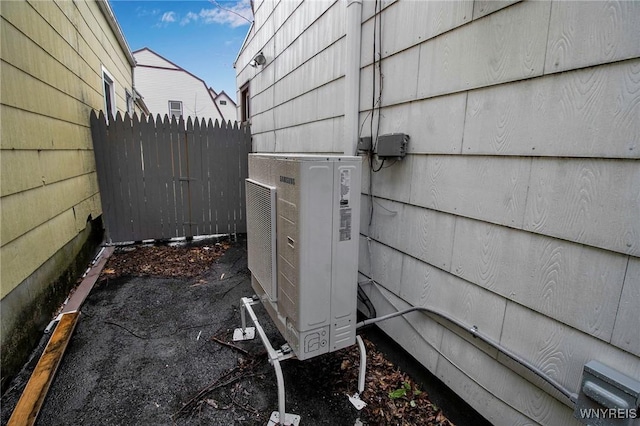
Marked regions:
[110,0,253,102]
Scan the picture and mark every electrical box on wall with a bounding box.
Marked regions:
[375,133,409,159]
[574,361,640,426]
[358,136,372,152]
[245,154,362,361]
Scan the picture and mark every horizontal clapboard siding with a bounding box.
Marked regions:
[133,65,224,122]
[236,0,640,424]
[0,0,133,298]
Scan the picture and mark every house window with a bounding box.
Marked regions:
[219,100,227,105]
[240,83,250,123]
[169,100,182,118]
[102,66,116,121]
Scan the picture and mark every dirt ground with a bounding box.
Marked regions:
[1,237,490,426]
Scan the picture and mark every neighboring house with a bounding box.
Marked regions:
[209,88,238,123]
[0,0,136,390]
[236,1,640,424]
[133,48,234,122]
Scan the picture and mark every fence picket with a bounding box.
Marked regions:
[189,118,205,236]
[203,118,215,235]
[227,120,240,234]
[112,112,130,242]
[90,112,250,243]
[238,122,251,229]
[140,114,161,239]
[90,111,112,233]
[157,115,175,239]
[219,119,232,235]
[123,113,142,241]
[101,111,120,241]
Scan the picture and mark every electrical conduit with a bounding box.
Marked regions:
[344,0,363,156]
[357,305,579,404]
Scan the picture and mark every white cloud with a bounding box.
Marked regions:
[180,11,200,26]
[164,1,253,28]
[161,11,176,23]
[136,7,161,18]
[198,0,253,28]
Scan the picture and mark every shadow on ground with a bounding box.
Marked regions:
[2,237,490,426]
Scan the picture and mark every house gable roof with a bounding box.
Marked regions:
[133,47,224,120]
[215,91,236,107]
[133,48,180,69]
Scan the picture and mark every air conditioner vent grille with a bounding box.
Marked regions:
[245,179,277,301]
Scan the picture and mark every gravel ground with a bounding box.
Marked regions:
[2,237,490,426]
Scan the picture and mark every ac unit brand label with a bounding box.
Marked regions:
[339,168,352,241]
[280,176,295,185]
[339,208,352,241]
[339,169,351,206]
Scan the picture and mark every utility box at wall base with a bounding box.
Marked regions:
[574,361,640,426]
[245,154,362,361]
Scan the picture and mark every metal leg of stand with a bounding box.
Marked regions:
[233,297,256,341]
[235,297,300,426]
[273,358,286,425]
[241,302,247,330]
[356,335,366,394]
[347,335,367,410]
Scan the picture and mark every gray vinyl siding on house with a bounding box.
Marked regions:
[236,1,640,424]
[237,0,346,152]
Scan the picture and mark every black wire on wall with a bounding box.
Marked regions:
[355,1,581,409]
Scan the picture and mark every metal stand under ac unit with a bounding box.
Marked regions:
[234,296,300,426]
[233,296,368,425]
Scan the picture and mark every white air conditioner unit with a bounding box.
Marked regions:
[245,153,362,361]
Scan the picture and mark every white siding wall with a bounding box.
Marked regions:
[236,0,640,424]
[236,0,344,152]
[134,66,224,122]
[215,93,239,122]
[134,49,179,69]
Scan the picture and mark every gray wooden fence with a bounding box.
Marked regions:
[90,111,251,243]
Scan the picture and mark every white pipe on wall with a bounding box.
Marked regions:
[344,0,363,156]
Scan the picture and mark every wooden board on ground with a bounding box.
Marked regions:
[7,312,80,426]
